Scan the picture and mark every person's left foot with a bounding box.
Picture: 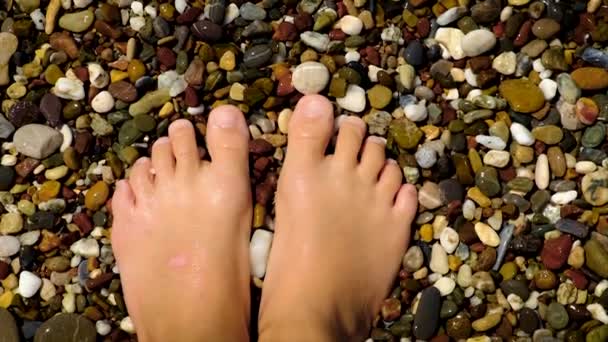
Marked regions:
[111,107,252,341]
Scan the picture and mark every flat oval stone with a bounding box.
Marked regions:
[499,79,545,113]
[531,18,560,39]
[243,45,272,68]
[571,67,608,90]
[531,125,563,144]
[13,124,63,159]
[461,29,496,57]
[0,308,19,342]
[58,10,94,32]
[292,62,329,95]
[546,302,569,330]
[34,313,96,342]
[413,287,441,339]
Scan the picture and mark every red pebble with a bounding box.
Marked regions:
[157,47,176,68]
[565,269,588,289]
[73,66,89,82]
[417,17,430,38]
[328,28,346,41]
[493,22,505,38]
[514,20,532,47]
[541,234,572,270]
[470,242,486,253]
[184,86,199,107]
[273,22,298,41]
[73,212,93,235]
[276,73,295,96]
[364,46,380,66]
[336,1,347,17]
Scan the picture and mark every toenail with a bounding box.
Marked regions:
[367,136,387,145]
[386,158,398,164]
[343,116,366,128]
[211,111,239,128]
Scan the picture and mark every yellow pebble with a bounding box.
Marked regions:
[420,224,433,242]
[564,49,574,65]
[0,291,13,309]
[1,273,17,290]
[158,102,174,118]
[128,59,146,83]
[448,255,462,272]
[468,149,483,173]
[219,50,236,71]
[420,125,441,140]
[110,69,129,83]
[499,262,518,280]
[495,111,511,126]
[6,83,26,99]
[253,203,266,228]
[467,187,491,207]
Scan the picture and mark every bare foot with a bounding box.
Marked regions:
[111,107,252,341]
[259,95,418,341]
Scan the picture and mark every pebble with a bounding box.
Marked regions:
[415,146,437,169]
[551,190,578,205]
[472,312,501,332]
[336,15,362,36]
[292,62,329,95]
[538,78,557,100]
[430,243,449,275]
[439,227,459,254]
[91,91,115,113]
[483,150,510,168]
[34,313,96,342]
[0,308,19,341]
[584,239,608,278]
[534,154,549,190]
[13,124,63,159]
[413,287,440,339]
[403,245,424,272]
[18,271,41,298]
[570,67,608,90]
[418,181,443,209]
[52,78,85,100]
[336,85,366,112]
[546,302,569,329]
[434,277,456,296]
[250,229,273,278]
[434,28,465,60]
[404,102,428,122]
[475,135,506,150]
[300,31,329,52]
[509,122,534,146]
[436,6,467,26]
[58,9,94,32]
[70,238,99,258]
[499,79,545,113]
[587,303,608,324]
[492,51,516,75]
[129,89,171,116]
[0,235,20,257]
[461,29,496,57]
[474,222,500,247]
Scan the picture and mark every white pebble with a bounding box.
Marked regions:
[594,280,608,297]
[187,105,205,115]
[539,78,557,100]
[53,77,85,100]
[1,154,17,166]
[19,231,40,246]
[96,320,112,336]
[404,102,427,122]
[500,6,513,21]
[492,51,516,75]
[587,303,608,324]
[336,85,366,112]
[30,9,45,30]
[551,190,578,205]
[439,227,459,254]
[474,222,500,247]
[292,61,329,95]
[464,286,475,298]
[120,316,136,333]
[277,108,292,134]
[535,154,549,190]
[300,31,329,52]
[483,150,510,168]
[464,68,478,87]
[430,243,449,275]
[434,277,456,296]
[336,15,363,36]
[461,29,496,57]
[88,63,109,89]
[0,235,20,257]
[476,135,506,150]
[525,291,540,309]
[575,161,597,174]
[434,28,465,60]
[368,65,383,83]
[40,278,56,301]
[344,50,360,63]
[565,153,577,168]
[130,1,144,14]
[144,4,157,17]
[175,0,187,13]
[70,238,100,257]
[129,16,146,32]
[507,293,524,311]
[223,3,239,24]
[457,264,472,288]
[249,229,273,278]
[18,271,42,298]
[510,122,535,146]
[59,124,73,152]
[436,6,465,26]
[533,58,545,72]
[91,91,115,113]
[462,199,476,220]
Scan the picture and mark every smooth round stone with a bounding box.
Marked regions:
[403,40,425,66]
[403,245,424,272]
[531,18,560,39]
[0,308,19,342]
[336,85,366,112]
[13,124,63,159]
[475,135,506,150]
[58,10,94,32]
[556,73,580,103]
[585,239,608,278]
[521,39,548,58]
[439,227,459,254]
[34,314,96,342]
[492,51,516,75]
[531,125,562,144]
[447,314,472,339]
[475,166,500,197]
[434,277,456,296]
[510,122,534,146]
[404,102,428,122]
[582,123,606,148]
[581,169,608,206]
[474,222,500,247]
[242,45,272,68]
[430,243,449,274]
[292,62,329,95]
[461,29,496,57]
[434,28,465,60]
[539,78,557,100]
[91,91,115,113]
[413,287,441,339]
[483,150,510,168]
[250,229,272,278]
[571,67,608,90]
[239,2,266,20]
[367,84,392,109]
[85,181,109,211]
[499,79,545,113]
[535,154,549,190]
[546,302,569,330]
[415,146,437,169]
[418,181,443,209]
[336,15,362,36]
[500,279,530,300]
[440,300,459,319]
[19,270,42,298]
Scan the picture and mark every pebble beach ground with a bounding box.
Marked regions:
[0,0,607,340]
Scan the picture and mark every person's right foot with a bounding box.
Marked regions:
[258,95,418,341]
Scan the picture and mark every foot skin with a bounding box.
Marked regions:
[111,108,252,342]
[259,95,418,341]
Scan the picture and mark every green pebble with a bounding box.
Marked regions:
[118,120,143,145]
[42,153,65,169]
[128,88,171,116]
[546,302,569,330]
[117,146,140,165]
[389,118,422,150]
[457,16,478,33]
[17,200,36,216]
[107,111,131,125]
[133,114,156,132]
[344,35,365,48]
[176,50,189,74]
[338,67,361,85]
[475,166,500,197]
[587,325,608,342]
[440,300,458,319]
[506,177,534,194]
[328,77,347,98]
[58,10,95,32]
[92,211,107,227]
[63,101,83,120]
[204,71,223,92]
[244,87,265,106]
[581,123,606,148]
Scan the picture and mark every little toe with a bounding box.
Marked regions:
[377,159,403,201]
[359,136,387,180]
[206,105,249,171]
[286,95,334,166]
[334,116,366,167]
[111,180,135,216]
[129,157,154,201]
[393,184,418,223]
[151,137,175,180]
[168,119,200,176]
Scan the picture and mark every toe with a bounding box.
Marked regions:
[334,116,366,167]
[112,180,135,215]
[359,136,387,180]
[286,95,334,166]
[206,105,249,171]
[394,184,418,222]
[168,120,200,176]
[151,137,175,179]
[377,159,403,201]
[128,157,154,201]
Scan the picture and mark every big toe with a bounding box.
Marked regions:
[206,105,249,172]
[286,95,334,166]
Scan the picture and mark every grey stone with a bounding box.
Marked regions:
[0,308,19,342]
[13,124,63,159]
[0,115,15,139]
